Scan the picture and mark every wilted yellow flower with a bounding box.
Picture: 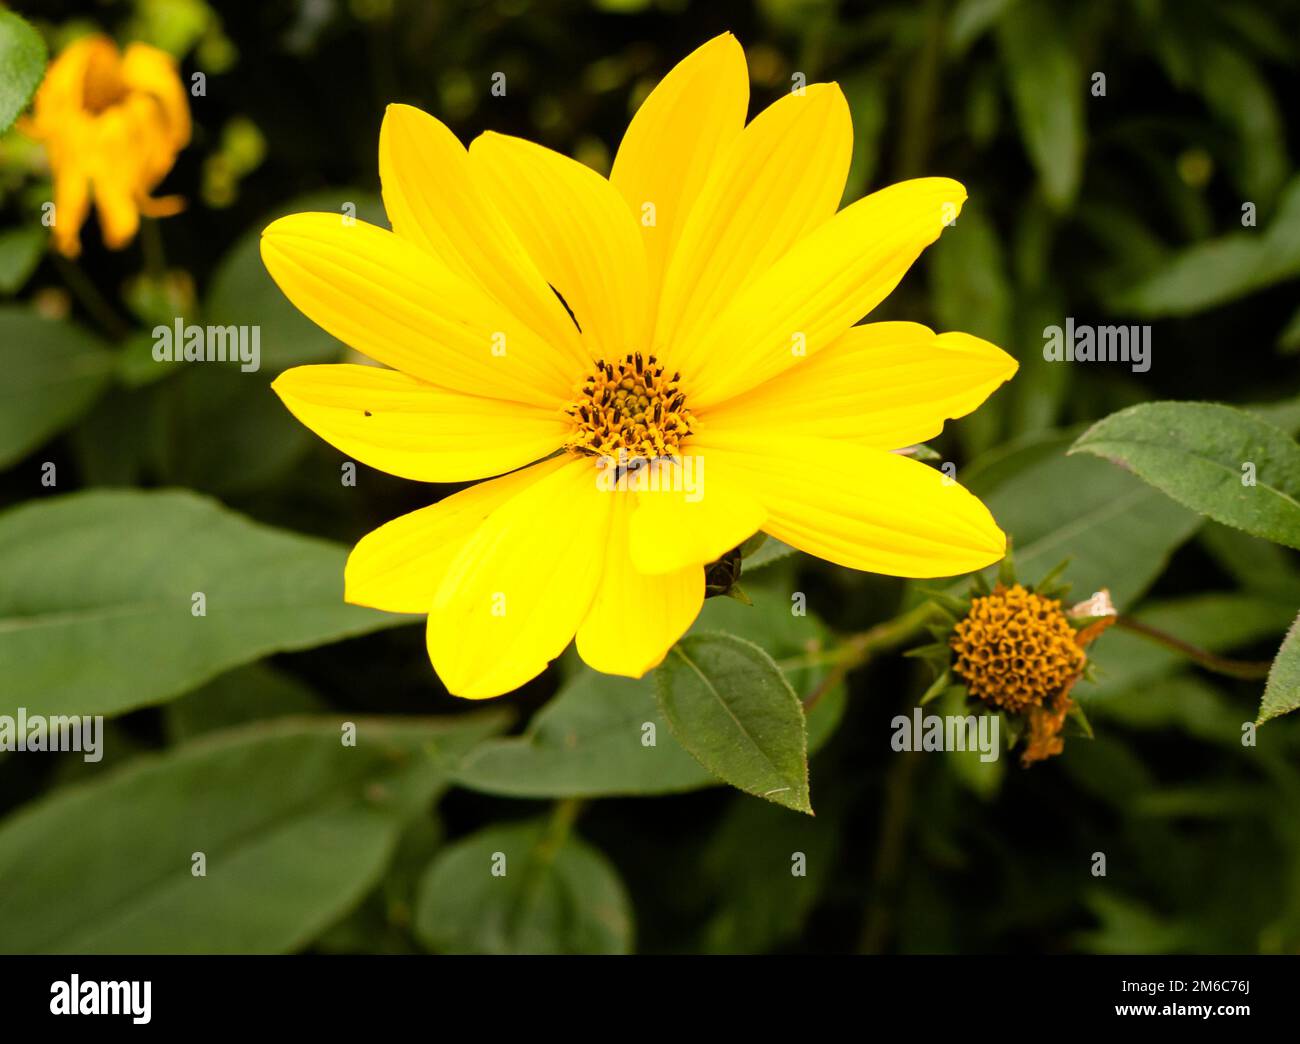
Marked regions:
[22,34,191,257]
[262,33,1017,699]
[943,581,1117,766]
[950,584,1086,714]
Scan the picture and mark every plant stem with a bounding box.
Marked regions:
[53,256,130,341]
[803,601,940,711]
[540,797,585,855]
[895,0,946,181]
[859,749,922,953]
[1115,616,1273,681]
[140,217,167,282]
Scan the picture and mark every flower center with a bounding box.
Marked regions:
[564,352,694,461]
[949,584,1085,713]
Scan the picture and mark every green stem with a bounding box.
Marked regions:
[140,217,167,282]
[1115,616,1273,681]
[53,256,130,341]
[803,601,940,711]
[895,0,946,181]
[539,797,585,856]
[505,798,586,940]
[859,748,922,953]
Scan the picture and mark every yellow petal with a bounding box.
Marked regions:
[271,363,567,482]
[428,457,613,698]
[30,36,115,125]
[610,33,748,316]
[378,104,585,365]
[626,453,766,573]
[50,164,90,257]
[89,111,141,248]
[469,131,649,358]
[696,432,1006,578]
[120,43,191,150]
[701,323,1018,449]
[345,458,562,614]
[260,212,575,407]
[576,493,704,678]
[655,83,851,361]
[681,178,967,407]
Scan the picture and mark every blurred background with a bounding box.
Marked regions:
[2,0,1300,954]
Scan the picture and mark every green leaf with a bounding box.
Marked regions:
[937,685,1004,800]
[0,714,505,954]
[315,812,443,954]
[1114,177,1300,317]
[1174,38,1286,206]
[116,331,173,388]
[0,226,45,294]
[0,11,46,134]
[928,199,1012,457]
[947,0,1013,54]
[164,663,327,742]
[123,0,214,58]
[693,587,846,747]
[67,384,164,486]
[0,309,115,468]
[153,365,313,495]
[929,199,1012,346]
[741,535,798,570]
[1259,614,1300,724]
[1078,890,1192,955]
[696,796,839,954]
[452,670,713,798]
[996,0,1083,209]
[0,490,411,719]
[654,634,811,814]
[1250,393,1300,437]
[452,587,844,799]
[152,193,387,494]
[1199,522,1300,602]
[413,820,633,954]
[1091,674,1252,748]
[839,70,888,203]
[1279,304,1300,354]
[1070,401,1300,550]
[961,441,1201,609]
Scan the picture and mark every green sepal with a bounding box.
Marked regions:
[926,602,960,625]
[919,590,971,616]
[1001,712,1024,749]
[905,443,942,461]
[919,670,955,705]
[724,583,754,606]
[997,543,1017,587]
[1033,557,1072,595]
[905,641,952,663]
[926,621,956,642]
[1039,580,1074,603]
[1067,701,1094,739]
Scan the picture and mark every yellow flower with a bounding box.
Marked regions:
[262,33,1018,700]
[22,34,191,257]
